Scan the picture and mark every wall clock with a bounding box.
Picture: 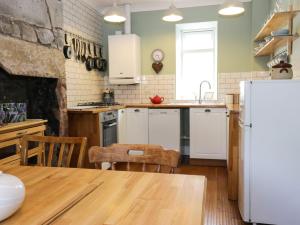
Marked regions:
[151,49,164,74]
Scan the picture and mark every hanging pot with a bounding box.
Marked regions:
[81,41,87,63]
[98,46,107,72]
[85,43,94,71]
[63,33,73,59]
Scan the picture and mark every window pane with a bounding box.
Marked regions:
[177,51,216,100]
[182,30,214,51]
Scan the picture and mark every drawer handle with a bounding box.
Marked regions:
[134,109,140,112]
[205,109,211,113]
[16,131,28,136]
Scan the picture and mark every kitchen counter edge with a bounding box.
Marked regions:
[68,103,240,114]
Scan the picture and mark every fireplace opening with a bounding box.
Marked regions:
[0,68,59,136]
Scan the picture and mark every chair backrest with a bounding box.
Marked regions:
[88,144,180,173]
[21,135,87,168]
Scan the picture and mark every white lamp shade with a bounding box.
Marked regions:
[104,3,126,23]
[162,4,183,22]
[218,0,245,16]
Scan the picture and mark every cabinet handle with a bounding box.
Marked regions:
[134,109,140,112]
[204,109,211,113]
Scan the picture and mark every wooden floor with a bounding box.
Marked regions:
[116,163,246,225]
[176,165,246,225]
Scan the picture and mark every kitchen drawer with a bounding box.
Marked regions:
[0,125,46,142]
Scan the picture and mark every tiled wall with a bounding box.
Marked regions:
[63,0,105,107]
[104,71,270,104]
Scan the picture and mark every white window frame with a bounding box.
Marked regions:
[176,21,218,101]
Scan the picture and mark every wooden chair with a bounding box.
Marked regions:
[20,135,87,168]
[88,144,180,173]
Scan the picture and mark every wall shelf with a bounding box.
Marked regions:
[255,10,300,41]
[255,36,296,56]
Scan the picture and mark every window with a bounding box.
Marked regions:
[176,22,218,101]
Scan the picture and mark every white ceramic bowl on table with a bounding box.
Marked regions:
[0,171,25,221]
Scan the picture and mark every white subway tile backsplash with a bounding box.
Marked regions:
[63,0,105,107]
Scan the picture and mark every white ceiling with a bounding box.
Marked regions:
[82,0,252,13]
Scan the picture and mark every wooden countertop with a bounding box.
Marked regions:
[68,103,227,114]
[0,119,47,133]
[0,166,206,225]
[126,103,227,108]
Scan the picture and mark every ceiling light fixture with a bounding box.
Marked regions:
[104,2,126,23]
[218,0,245,16]
[162,3,183,22]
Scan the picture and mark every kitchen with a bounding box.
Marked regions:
[0,0,300,225]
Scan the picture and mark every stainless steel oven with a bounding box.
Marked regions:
[99,110,118,147]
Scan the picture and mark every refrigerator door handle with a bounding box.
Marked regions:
[239,118,252,128]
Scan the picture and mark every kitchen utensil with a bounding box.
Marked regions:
[94,45,101,70]
[0,171,25,222]
[102,89,115,105]
[149,95,164,104]
[81,41,86,63]
[271,28,289,36]
[85,43,94,71]
[99,46,107,72]
[271,61,293,79]
[63,33,73,59]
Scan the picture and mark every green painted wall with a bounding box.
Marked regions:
[132,3,253,75]
[104,1,271,75]
[251,0,271,71]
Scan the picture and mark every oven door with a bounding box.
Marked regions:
[102,119,118,147]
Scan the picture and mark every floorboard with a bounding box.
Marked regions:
[177,165,246,225]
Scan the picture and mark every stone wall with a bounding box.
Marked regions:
[63,0,105,107]
[0,0,67,135]
[0,0,65,78]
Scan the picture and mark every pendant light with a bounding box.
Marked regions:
[218,0,245,16]
[104,2,126,23]
[162,3,183,22]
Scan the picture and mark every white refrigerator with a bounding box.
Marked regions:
[239,80,300,225]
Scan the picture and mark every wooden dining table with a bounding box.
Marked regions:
[0,166,206,225]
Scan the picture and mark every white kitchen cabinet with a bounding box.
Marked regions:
[149,109,180,150]
[190,108,227,159]
[126,108,148,144]
[108,34,141,84]
[118,109,127,144]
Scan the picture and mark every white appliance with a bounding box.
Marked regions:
[239,80,300,225]
[190,108,227,159]
[149,109,180,150]
[108,34,141,84]
[126,108,149,144]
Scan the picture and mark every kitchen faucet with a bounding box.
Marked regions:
[199,80,211,104]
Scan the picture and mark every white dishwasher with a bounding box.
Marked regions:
[149,109,180,150]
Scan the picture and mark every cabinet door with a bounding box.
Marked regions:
[190,108,227,159]
[126,108,148,144]
[118,109,127,144]
[148,109,180,150]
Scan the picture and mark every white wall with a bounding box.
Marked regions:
[63,0,105,107]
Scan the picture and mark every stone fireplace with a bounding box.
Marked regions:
[0,0,67,135]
